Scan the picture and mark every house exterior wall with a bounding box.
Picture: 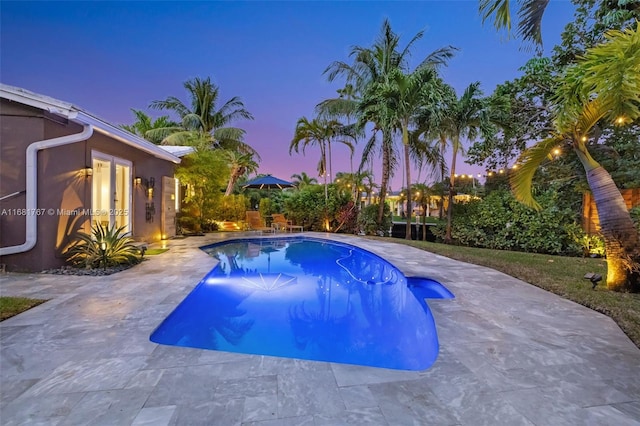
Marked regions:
[0,99,176,272]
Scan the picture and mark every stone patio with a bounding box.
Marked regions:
[1,232,639,425]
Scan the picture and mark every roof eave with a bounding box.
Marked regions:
[0,83,181,164]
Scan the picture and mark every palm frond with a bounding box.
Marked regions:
[160,130,201,146]
[416,45,459,69]
[145,126,184,143]
[217,96,255,123]
[213,127,246,144]
[516,0,550,47]
[510,135,565,210]
[479,0,512,31]
[574,99,607,137]
[358,132,379,171]
[149,96,190,118]
[316,98,359,119]
[578,23,640,122]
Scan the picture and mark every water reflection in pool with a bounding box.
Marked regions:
[150,237,453,370]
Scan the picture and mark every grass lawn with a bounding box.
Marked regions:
[374,237,640,349]
[0,296,47,321]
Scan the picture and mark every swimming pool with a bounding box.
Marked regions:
[150,237,453,371]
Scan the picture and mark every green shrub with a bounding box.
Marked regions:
[283,184,353,231]
[335,201,359,234]
[65,222,141,269]
[357,203,392,236]
[177,213,200,234]
[213,194,248,222]
[259,198,273,221]
[432,189,583,255]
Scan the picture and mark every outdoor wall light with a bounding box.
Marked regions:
[83,167,93,178]
[134,177,142,185]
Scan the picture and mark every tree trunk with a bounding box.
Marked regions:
[445,138,458,244]
[403,125,412,240]
[377,132,392,227]
[327,140,333,184]
[321,142,328,201]
[586,167,639,292]
[224,166,242,196]
[439,133,447,219]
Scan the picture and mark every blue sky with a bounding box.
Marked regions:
[1,1,576,189]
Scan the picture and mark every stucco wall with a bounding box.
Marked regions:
[0,98,176,272]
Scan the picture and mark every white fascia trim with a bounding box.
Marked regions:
[0,125,94,256]
[0,83,79,118]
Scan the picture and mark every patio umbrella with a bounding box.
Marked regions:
[242,175,295,190]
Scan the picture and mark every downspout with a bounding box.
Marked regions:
[0,125,94,256]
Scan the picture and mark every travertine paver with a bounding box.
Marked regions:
[1,232,639,425]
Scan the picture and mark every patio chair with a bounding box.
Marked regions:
[271,213,303,233]
[245,211,275,234]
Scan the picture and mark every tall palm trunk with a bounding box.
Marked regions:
[445,135,459,244]
[377,131,392,226]
[320,141,328,201]
[224,166,244,196]
[587,167,639,291]
[403,124,412,240]
[438,133,447,219]
[574,138,639,291]
[327,140,333,184]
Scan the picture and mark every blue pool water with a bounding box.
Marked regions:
[150,237,453,371]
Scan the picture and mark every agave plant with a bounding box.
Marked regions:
[65,222,142,269]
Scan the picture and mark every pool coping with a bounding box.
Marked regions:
[1,232,639,425]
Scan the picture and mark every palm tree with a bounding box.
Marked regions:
[412,182,434,241]
[436,82,491,243]
[324,19,456,227]
[359,66,446,239]
[120,109,179,144]
[149,77,257,156]
[290,172,318,188]
[317,84,363,173]
[290,117,343,200]
[361,171,378,206]
[223,150,258,196]
[511,24,640,291]
[326,123,355,184]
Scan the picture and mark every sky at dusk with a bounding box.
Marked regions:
[1,1,576,190]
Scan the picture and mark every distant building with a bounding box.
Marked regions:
[360,190,477,218]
